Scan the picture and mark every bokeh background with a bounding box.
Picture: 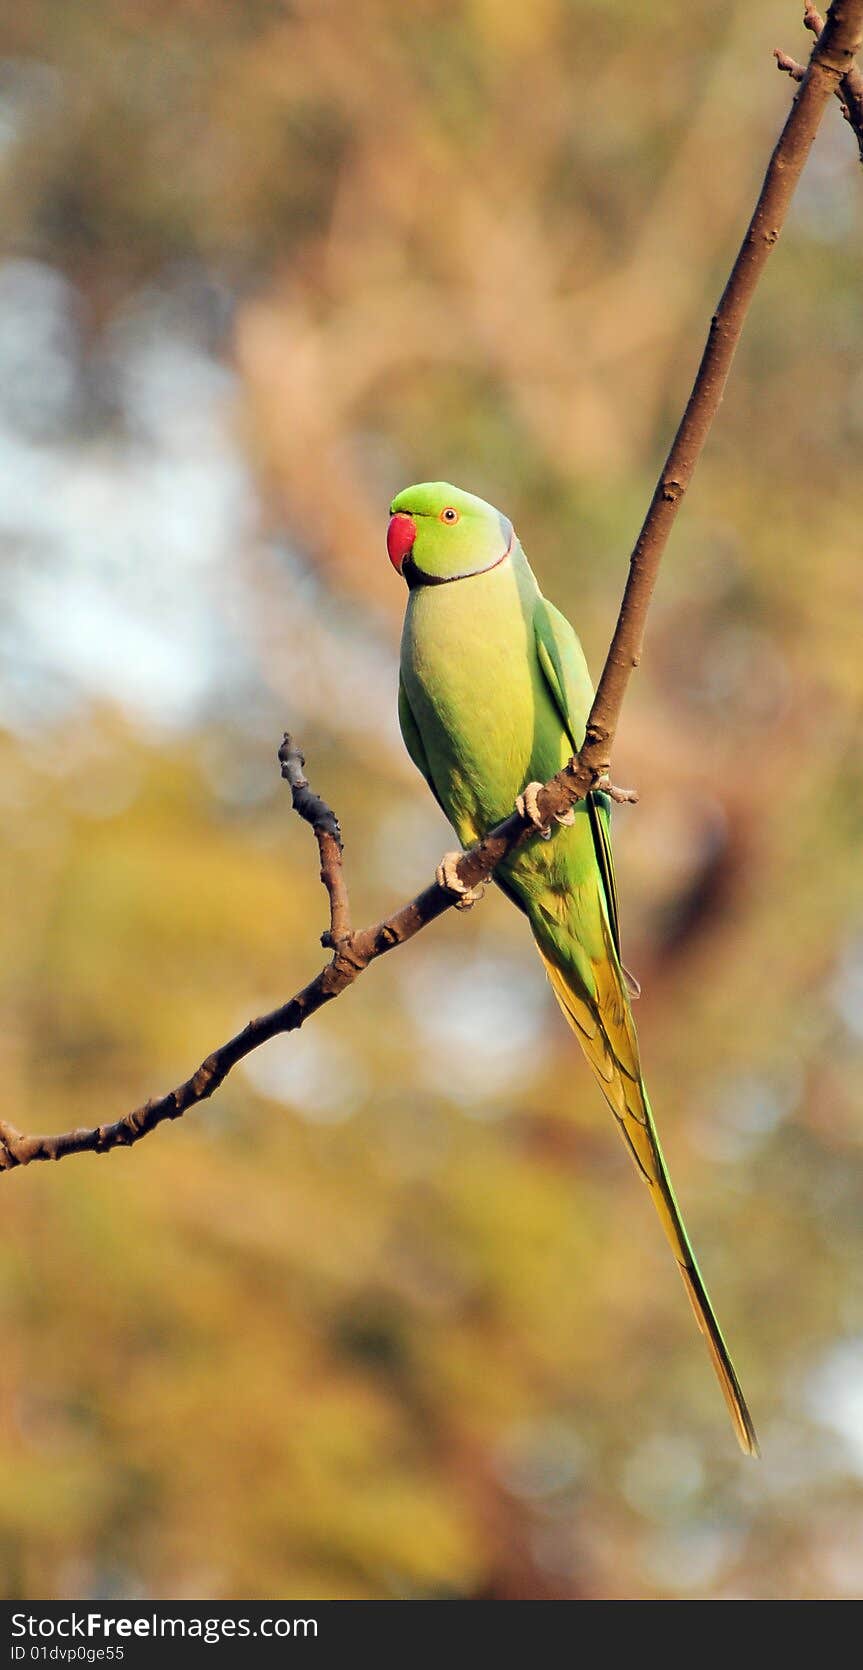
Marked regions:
[1,0,862,1601]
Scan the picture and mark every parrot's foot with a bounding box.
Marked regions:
[516,781,576,838]
[595,775,639,805]
[435,851,484,910]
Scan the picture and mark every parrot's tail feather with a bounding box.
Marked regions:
[536,942,759,1458]
[678,1261,760,1457]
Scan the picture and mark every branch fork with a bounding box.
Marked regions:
[775,3,863,160]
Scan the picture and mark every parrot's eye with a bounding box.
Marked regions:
[440,507,459,524]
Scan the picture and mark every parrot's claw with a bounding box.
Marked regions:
[436,851,484,910]
[516,782,552,838]
[516,781,575,837]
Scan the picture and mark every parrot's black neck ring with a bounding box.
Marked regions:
[403,533,513,591]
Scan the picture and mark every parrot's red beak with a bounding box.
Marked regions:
[387,512,417,573]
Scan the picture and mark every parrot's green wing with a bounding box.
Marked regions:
[532,597,622,960]
[398,674,447,817]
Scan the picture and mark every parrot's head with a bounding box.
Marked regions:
[387,482,513,588]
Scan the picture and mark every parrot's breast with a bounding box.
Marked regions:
[399,555,569,846]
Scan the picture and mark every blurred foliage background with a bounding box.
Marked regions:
[1,0,862,1601]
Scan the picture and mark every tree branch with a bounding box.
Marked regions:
[558,0,863,805]
[775,3,863,161]
[278,733,351,945]
[0,751,484,1171]
[2,0,861,1174]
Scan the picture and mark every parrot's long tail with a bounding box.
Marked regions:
[536,940,759,1457]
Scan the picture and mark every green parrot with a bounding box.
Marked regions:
[388,480,758,1456]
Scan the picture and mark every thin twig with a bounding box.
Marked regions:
[775,4,863,161]
[775,49,808,80]
[2,0,862,1174]
[0,747,479,1170]
[774,48,807,82]
[558,0,863,808]
[278,733,351,944]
